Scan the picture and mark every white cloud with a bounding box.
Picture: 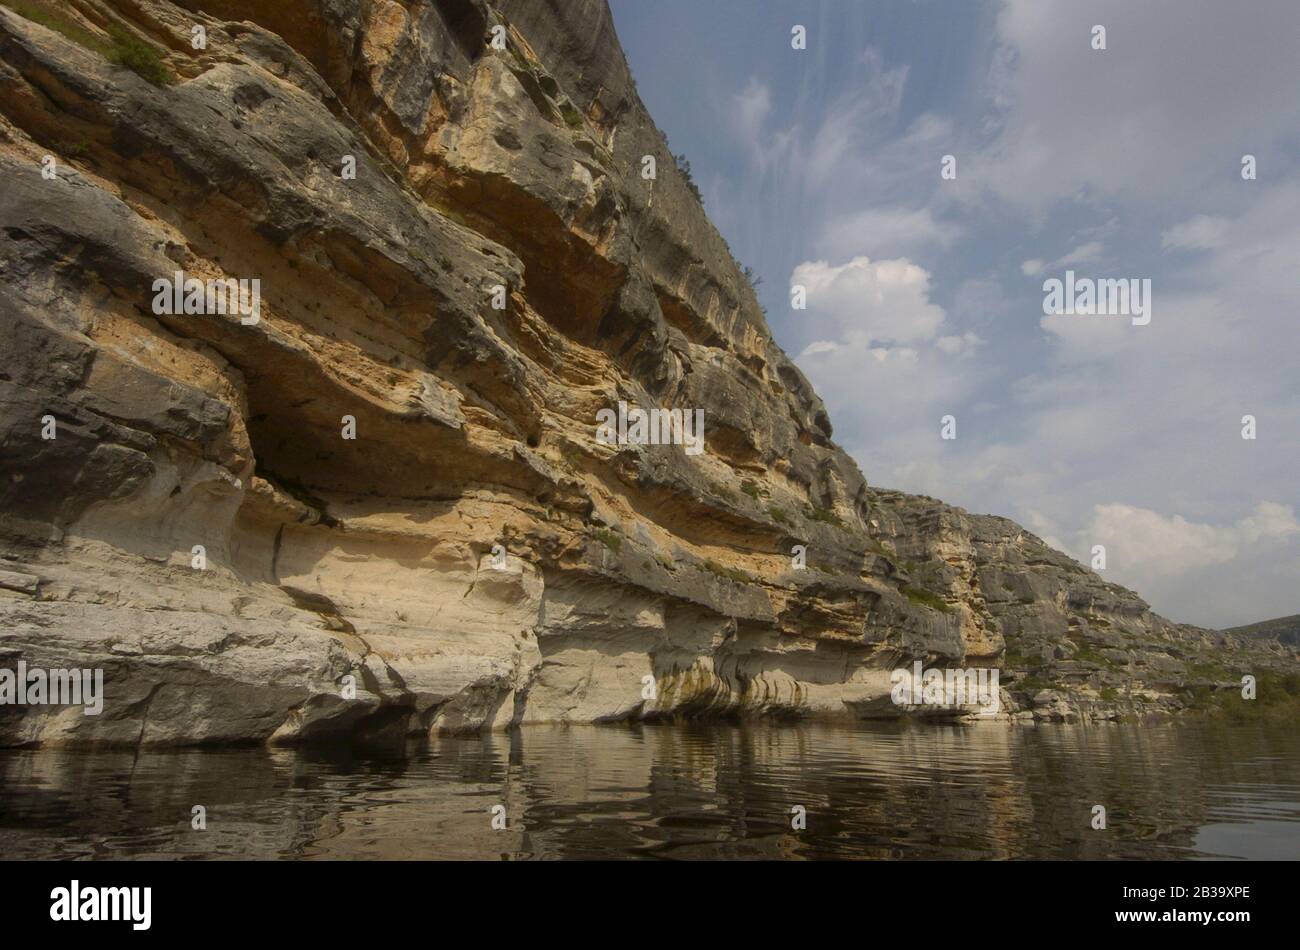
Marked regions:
[1082,502,1299,578]
[1162,215,1230,251]
[1037,307,1137,361]
[792,256,946,343]
[935,332,983,356]
[1068,503,1300,625]
[793,258,991,510]
[799,340,838,358]
[1026,241,1106,279]
[1052,240,1104,267]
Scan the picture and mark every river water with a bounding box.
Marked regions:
[1,720,1297,859]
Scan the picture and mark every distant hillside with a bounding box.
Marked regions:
[1225,616,1300,647]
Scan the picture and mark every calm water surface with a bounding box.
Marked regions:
[1,720,1298,859]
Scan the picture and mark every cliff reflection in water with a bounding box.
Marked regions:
[2,720,1298,860]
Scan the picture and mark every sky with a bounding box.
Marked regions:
[608,0,1299,629]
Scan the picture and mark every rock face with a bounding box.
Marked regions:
[0,0,1293,746]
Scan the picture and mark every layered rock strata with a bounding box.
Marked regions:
[0,0,1292,746]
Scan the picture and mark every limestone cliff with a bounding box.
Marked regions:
[0,0,1292,746]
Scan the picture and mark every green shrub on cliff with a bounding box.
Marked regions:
[593,528,622,552]
[902,585,953,613]
[107,27,171,85]
[2,3,172,85]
